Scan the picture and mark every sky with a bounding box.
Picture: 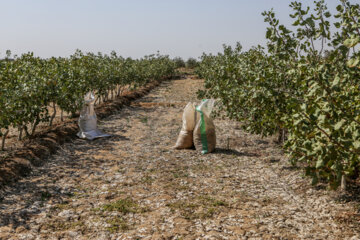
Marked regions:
[0,0,349,59]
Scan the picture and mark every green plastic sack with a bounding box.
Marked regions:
[194,100,216,154]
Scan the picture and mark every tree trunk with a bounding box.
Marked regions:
[49,102,56,126]
[18,126,23,140]
[60,109,64,122]
[277,128,287,144]
[1,129,9,151]
[341,175,346,191]
[117,85,121,96]
[23,125,30,137]
[119,86,124,96]
[31,116,40,136]
[277,129,283,143]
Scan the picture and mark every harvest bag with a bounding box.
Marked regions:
[194,99,216,154]
[77,92,111,140]
[174,102,198,149]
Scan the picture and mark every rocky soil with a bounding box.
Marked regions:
[0,76,359,239]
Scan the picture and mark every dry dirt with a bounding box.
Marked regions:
[0,80,162,188]
[0,77,359,239]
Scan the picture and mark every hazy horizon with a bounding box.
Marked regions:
[0,0,348,59]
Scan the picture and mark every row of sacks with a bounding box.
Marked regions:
[174,99,216,154]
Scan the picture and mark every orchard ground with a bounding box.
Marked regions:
[0,75,359,239]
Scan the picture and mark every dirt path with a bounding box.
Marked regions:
[0,77,359,240]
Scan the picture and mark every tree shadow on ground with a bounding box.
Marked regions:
[0,132,131,231]
[214,148,260,157]
[335,183,360,209]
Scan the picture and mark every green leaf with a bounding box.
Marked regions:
[343,36,360,48]
[316,159,324,169]
[318,114,326,124]
[334,22,341,28]
[334,119,346,131]
[336,5,343,12]
[353,141,360,150]
[346,58,360,68]
[324,12,331,18]
[331,76,340,87]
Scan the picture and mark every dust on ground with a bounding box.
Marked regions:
[0,77,359,239]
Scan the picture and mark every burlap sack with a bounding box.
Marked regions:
[174,103,198,149]
[174,130,193,149]
[193,113,216,153]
